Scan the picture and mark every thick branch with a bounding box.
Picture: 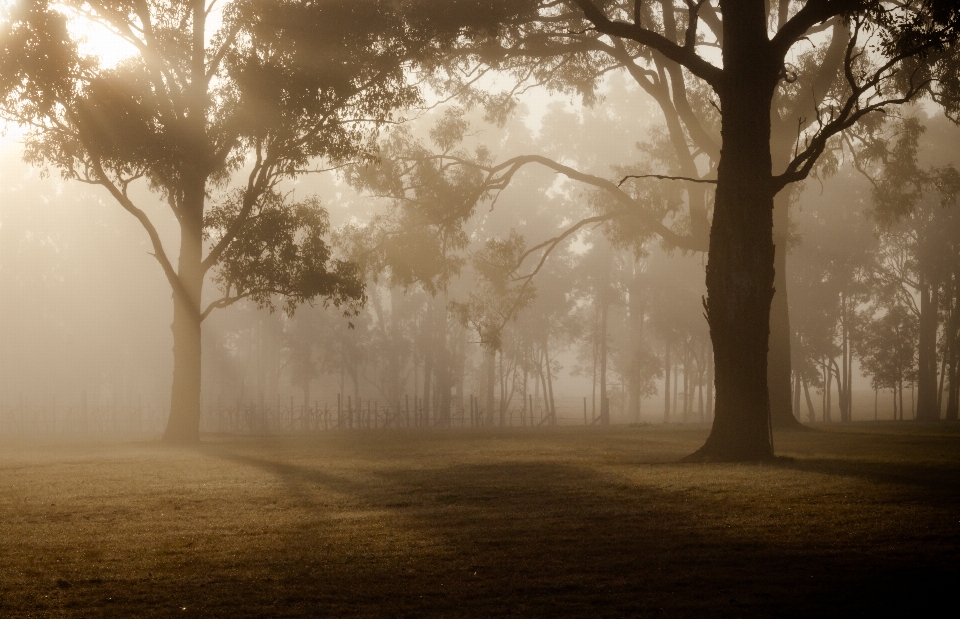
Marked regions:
[486,154,705,251]
[571,0,723,88]
[88,157,197,320]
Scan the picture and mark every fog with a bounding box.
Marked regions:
[3,78,957,436]
[3,3,960,616]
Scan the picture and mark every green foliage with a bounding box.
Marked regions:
[205,190,364,316]
[451,230,535,351]
[342,108,493,292]
[868,118,960,227]
[859,305,918,391]
[0,0,82,117]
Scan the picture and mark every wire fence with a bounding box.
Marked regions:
[0,393,607,437]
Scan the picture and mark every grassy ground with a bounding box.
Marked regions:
[1,423,958,618]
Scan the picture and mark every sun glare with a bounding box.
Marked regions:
[58,5,139,68]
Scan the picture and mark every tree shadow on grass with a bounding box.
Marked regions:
[772,456,960,499]
[176,449,960,619]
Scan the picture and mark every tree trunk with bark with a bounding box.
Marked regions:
[163,181,205,444]
[687,4,777,461]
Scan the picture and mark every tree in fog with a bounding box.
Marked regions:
[424,0,960,459]
[789,170,878,422]
[854,117,960,420]
[452,233,536,425]
[859,304,918,419]
[1,1,452,441]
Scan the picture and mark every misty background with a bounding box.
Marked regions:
[1,72,958,433]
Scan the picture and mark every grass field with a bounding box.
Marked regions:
[1,424,958,618]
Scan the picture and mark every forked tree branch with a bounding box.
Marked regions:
[571,0,723,88]
[88,157,198,320]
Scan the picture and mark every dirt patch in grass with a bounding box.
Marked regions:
[1,424,958,617]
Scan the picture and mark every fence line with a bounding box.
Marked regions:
[0,394,605,437]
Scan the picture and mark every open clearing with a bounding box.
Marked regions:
[1,424,958,618]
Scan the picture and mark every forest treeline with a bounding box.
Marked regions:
[3,100,958,429]
[1,1,959,458]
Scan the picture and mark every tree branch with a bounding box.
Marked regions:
[571,0,723,88]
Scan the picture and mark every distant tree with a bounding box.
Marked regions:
[855,117,960,420]
[859,304,918,419]
[452,232,536,425]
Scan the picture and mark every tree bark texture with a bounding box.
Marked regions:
[689,1,776,461]
[163,182,205,444]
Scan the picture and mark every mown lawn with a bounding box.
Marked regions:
[1,423,958,618]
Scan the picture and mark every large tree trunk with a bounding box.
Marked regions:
[163,2,208,444]
[687,3,777,461]
[916,274,940,420]
[163,183,205,444]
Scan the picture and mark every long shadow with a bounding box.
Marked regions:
[772,456,960,498]
[178,446,960,619]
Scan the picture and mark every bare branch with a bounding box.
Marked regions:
[617,173,716,186]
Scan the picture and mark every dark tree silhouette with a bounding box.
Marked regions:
[426,0,960,460]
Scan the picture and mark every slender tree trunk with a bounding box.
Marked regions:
[825,359,833,423]
[793,372,801,420]
[689,5,777,460]
[599,290,609,426]
[916,275,940,420]
[628,265,644,421]
[937,351,947,414]
[544,338,557,424]
[768,187,801,428]
[422,309,434,427]
[841,294,851,422]
[498,349,506,426]
[437,299,452,427]
[163,182,205,444]
[673,360,679,421]
[802,377,816,423]
[948,277,959,421]
[484,346,496,426]
[663,338,671,423]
